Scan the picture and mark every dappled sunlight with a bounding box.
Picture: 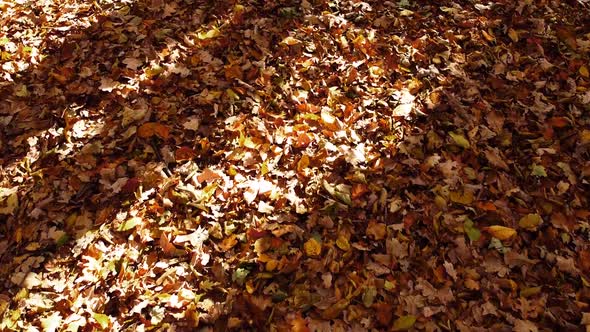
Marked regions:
[1,0,590,331]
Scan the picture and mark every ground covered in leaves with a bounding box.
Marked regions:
[1,0,590,330]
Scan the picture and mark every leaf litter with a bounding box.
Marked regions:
[0,0,589,331]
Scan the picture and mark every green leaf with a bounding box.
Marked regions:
[92,313,110,330]
[56,233,69,247]
[322,180,352,206]
[463,219,481,242]
[362,286,377,308]
[392,315,416,331]
[530,164,547,177]
[14,84,29,97]
[449,132,470,149]
[197,27,220,40]
[0,192,18,214]
[118,216,142,231]
[232,267,250,285]
[0,37,9,46]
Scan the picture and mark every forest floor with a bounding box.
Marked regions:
[1,0,590,331]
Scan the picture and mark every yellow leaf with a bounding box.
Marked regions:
[198,27,220,40]
[449,132,470,149]
[336,235,350,251]
[482,29,495,42]
[484,225,516,240]
[303,238,321,256]
[519,213,542,230]
[507,28,519,42]
[580,65,589,78]
[297,154,310,172]
[265,259,278,271]
[119,217,142,231]
[449,190,473,205]
[280,36,301,46]
[520,286,541,298]
[0,192,18,215]
[392,315,416,331]
[580,129,590,145]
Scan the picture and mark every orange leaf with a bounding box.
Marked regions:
[290,315,309,332]
[175,146,196,161]
[219,234,238,251]
[296,103,319,113]
[137,122,170,139]
[476,201,497,211]
[197,168,222,184]
[556,26,578,50]
[294,132,312,148]
[351,183,369,200]
[366,221,387,240]
[297,154,310,172]
[548,116,570,128]
[159,233,177,254]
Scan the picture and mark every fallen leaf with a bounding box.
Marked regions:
[508,28,519,42]
[303,238,321,257]
[449,132,470,149]
[281,36,301,46]
[175,146,196,161]
[320,109,340,131]
[41,312,62,332]
[92,313,110,330]
[119,217,142,231]
[484,225,516,240]
[464,219,481,242]
[336,235,350,251]
[530,164,547,177]
[137,122,170,139]
[366,221,387,240]
[392,315,416,331]
[449,190,474,205]
[519,213,543,230]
